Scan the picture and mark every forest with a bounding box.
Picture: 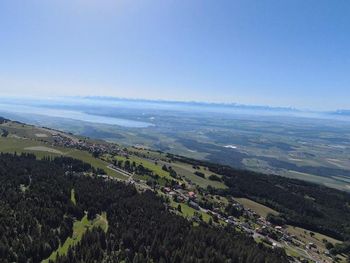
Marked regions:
[0,153,287,263]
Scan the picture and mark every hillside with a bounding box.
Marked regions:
[167,154,350,241]
[0,153,286,263]
[2,97,349,193]
[0,118,349,262]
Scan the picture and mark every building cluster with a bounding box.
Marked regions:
[160,181,329,262]
[51,133,123,155]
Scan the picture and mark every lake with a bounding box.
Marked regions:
[0,103,154,128]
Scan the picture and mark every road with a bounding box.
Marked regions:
[107,163,325,262]
[107,164,134,180]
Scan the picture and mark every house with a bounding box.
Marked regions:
[98,174,109,180]
[163,187,171,193]
[188,201,200,210]
[177,195,185,202]
[226,219,236,225]
[308,242,317,249]
[173,184,182,190]
[233,203,244,210]
[188,191,196,199]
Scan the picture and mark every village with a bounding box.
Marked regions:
[47,131,341,263]
[51,132,124,156]
[98,160,336,263]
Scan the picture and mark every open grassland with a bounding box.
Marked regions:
[286,226,348,263]
[105,152,227,189]
[156,189,213,224]
[42,213,108,263]
[113,155,172,179]
[128,147,166,160]
[284,243,312,261]
[0,137,128,180]
[234,198,279,218]
[287,225,341,249]
[94,212,109,233]
[244,158,350,192]
[70,189,77,205]
[25,146,63,154]
[1,122,46,138]
[0,137,44,152]
[67,150,127,180]
[169,199,212,223]
[165,161,227,189]
[283,170,350,192]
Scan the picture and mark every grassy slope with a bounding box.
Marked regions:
[67,149,127,179]
[70,189,77,205]
[234,197,279,218]
[286,225,347,263]
[124,148,227,189]
[114,155,172,179]
[286,225,341,249]
[235,197,345,261]
[173,163,227,189]
[43,186,107,262]
[0,137,127,180]
[169,199,212,223]
[42,213,108,263]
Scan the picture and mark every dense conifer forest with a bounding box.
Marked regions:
[0,153,287,263]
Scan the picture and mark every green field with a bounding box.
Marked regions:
[128,147,166,160]
[167,161,227,189]
[67,150,127,180]
[70,189,77,205]
[111,153,228,189]
[286,225,347,262]
[42,212,108,263]
[0,137,128,180]
[42,180,108,263]
[234,197,279,218]
[286,225,341,249]
[169,200,212,223]
[113,154,173,179]
[1,122,53,141]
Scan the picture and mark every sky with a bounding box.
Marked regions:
[0,0,349,110]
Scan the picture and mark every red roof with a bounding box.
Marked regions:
[188,191,196,197]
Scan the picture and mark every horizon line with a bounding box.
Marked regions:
[0,94,349,113]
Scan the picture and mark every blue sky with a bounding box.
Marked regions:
[0,0,349,110]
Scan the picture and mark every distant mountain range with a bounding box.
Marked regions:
[84,96,299,112]
[1,96,349,117]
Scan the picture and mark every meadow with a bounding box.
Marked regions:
[43,213,108,262]
[0,137,127,180]
[233,197,279,218]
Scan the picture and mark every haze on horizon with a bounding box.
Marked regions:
[0,0,349,110]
